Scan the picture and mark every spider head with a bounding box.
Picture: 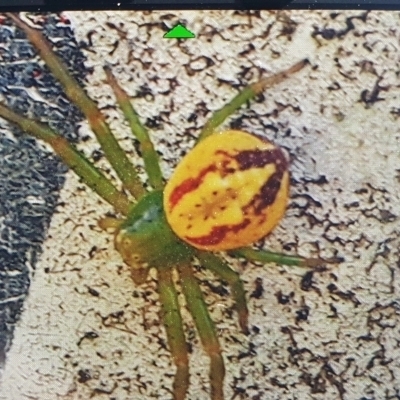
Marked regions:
[115,190,193,284]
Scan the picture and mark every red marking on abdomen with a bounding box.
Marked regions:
[168,164,217,209]
[186,219,250,247]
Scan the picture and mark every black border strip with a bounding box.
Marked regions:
[1,0,400,11]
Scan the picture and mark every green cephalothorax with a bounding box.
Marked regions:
[115,190,193,283]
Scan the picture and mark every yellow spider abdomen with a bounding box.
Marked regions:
[164,130,290,251]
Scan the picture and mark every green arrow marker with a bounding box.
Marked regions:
[163,24,195,39]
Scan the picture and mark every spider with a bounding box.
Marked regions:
[0,13,339,400]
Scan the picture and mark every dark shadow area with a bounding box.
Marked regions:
[0,13,88,367]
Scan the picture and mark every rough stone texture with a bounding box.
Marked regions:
[0,10,399,400]
[0,13,87,370]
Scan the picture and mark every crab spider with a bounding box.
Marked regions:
[0,13,339,400]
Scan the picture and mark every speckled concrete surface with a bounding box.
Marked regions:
[0,13,87,370]
[0,10,400,400]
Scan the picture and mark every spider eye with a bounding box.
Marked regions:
[163,130,290,251]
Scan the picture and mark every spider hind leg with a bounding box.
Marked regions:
[198,59,309,142]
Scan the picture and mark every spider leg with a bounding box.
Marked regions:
[195,251,249,335]
[157,268,189,400]
[198,59,309,141]
[0,103,133,215]
[6,13,146,200]
[177,264,224,400]
[104,66,164,190]
[229,247,343,268]
[98,216,125,230]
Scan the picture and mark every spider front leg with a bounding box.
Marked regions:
[104,66,164,190]
[6,13,146,199]
[115,190,225,399]
[177,264,225,400]
[157,268,189,400]
[0,103,133,215]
